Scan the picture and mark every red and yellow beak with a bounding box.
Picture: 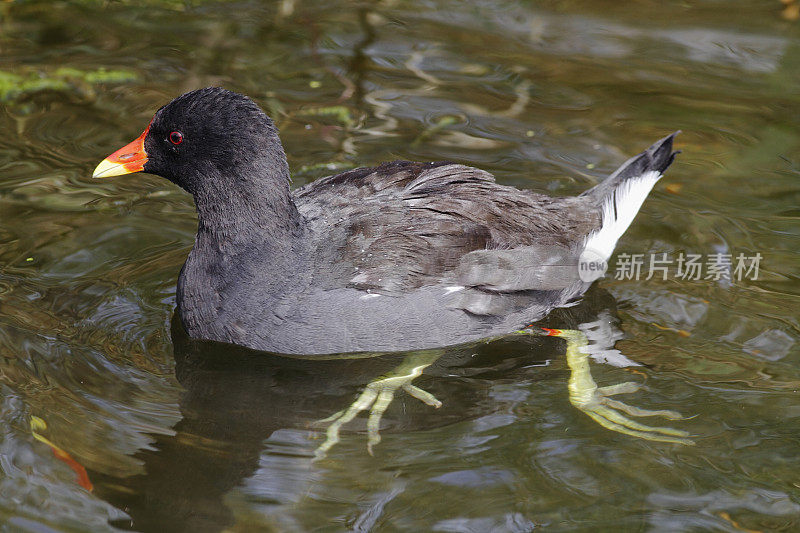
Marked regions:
[92,126,150,179]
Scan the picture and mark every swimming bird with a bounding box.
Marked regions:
[93,87,678,355]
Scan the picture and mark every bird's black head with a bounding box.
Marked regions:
[93,87,289,195]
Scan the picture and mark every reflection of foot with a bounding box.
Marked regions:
[314,351,443,460]
[539,327,694,445]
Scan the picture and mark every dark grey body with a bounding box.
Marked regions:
[179,161,597,354]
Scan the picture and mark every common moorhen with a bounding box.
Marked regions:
[93,87,678,355]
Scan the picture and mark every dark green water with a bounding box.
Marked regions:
[1,0,800,531]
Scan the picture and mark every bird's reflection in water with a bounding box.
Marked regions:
[95,287,685,532]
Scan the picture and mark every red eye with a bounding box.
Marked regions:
[169,131,183,145]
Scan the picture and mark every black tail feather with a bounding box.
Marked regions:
[583,132,680,202]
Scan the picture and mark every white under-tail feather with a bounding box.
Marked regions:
[583,169,662,262]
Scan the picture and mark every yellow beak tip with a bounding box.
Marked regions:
[92,158,128,179]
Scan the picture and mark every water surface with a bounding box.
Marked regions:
[1,0,799,531]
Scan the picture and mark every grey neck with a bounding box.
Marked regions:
[190,161,305,262]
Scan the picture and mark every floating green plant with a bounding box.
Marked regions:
[0,66,138,103]
[296,105,355,127]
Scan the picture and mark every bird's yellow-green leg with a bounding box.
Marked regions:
[530,327,693,445]
[314,350,443,460]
